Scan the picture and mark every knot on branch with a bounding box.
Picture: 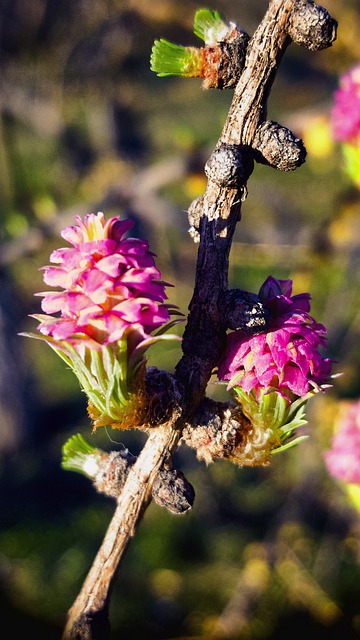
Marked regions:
[202,29,250,89]
[288,0,337,51]
[182,398,272,467]
[93,449,137,498]
[187,195,204,243]
[152,467,195,514]
[204,144,254,187]
[144,366,184,427]
[93,450,194,515]
[252,121,307,171]
[221,288,271,333]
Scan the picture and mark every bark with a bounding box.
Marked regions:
[62,424,181,640]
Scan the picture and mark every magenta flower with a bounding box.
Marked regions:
[35,212,173,349]
[25,212,182,430]
[218,276,332,400]
[331,63,360,143]
[324,400,360,484]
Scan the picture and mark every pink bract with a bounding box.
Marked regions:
[35,212,173,348]
[217,276,332,399]
[324,400,360,484]
[331,64,360,143]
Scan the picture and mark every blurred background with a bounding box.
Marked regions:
[1,0,360,638]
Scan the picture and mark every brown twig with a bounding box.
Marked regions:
[61,1,337,637]
[62,423,181,639]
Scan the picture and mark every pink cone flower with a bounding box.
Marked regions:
[324,400,360,484]
[35,212,173,350]
[26,212,182,430]
[218,276,332,400]
[331,63,360,144]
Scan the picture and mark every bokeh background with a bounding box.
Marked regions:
[1,0,360,638]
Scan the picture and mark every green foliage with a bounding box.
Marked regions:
[193,8,227,43]
[232,385,310,453]
[150,40,200,77]
[62,433,101,477]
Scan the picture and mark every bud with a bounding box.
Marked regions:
[288,0,337,51]
[152,468,195,514]
[61,433,137,498]
[21,212,183,431]
[253,121,307,171]
[150,9,249,90]
[204,144,254,187]
[62,433,194,514]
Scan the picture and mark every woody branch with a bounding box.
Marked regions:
[61,1,336,638]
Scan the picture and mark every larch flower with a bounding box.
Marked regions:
[24,212,182,430]
[216,276,332,457]
[324,400,360,484]
[331,64,360,144]
[218,275,332,399]
[150,8,248,90]
[36,212,173,348]
[330,64,360,188]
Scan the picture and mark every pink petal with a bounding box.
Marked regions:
[96,254,126,277]
[81,269,113,303]
[49,247,83,268]
[66,291,95,313]
[42,266,72,288]
[107,217,134,241]
[39,318,78,340]
[280,364,308,396]
[40,291,69,314]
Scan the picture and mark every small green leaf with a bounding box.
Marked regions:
[230,385,311,455]
[61,433,103,478]
[150,39,202,77]
[271,435,309,455]
[193,8,229,44]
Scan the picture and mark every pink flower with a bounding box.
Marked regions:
[217,276,332,399]
[35,212,173,349]
[324,400,360,484]
[331,64,360,143]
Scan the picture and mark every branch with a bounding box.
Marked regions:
[61,1,337,637]
[174,0,310,413]
[62,422,181,640]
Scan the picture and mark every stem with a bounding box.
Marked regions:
[174,0,293,414]
[62,1,305,637]
[62,424,181,639]
[221,0,293,145]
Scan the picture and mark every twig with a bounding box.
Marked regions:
[174,0,296,414]
[62,423,181,639]
[61,0,337,637]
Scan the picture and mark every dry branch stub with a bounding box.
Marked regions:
[93,450,136,498]
[143,367,184,427]
[202,29,250,89]
[221,288,271,333]
[287,0,337,51]
[92,449,195,516]
[252,120,307,171]
[204,144,254,187]
[182,398,273,467]
[152,468,195,514]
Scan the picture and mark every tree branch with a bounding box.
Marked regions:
[62,423,181,640]
[61,1,337,637]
